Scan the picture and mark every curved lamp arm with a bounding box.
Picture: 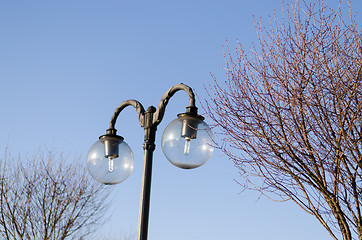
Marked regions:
[105,83,198,135]
[107,99,145,135]
[153,83,197,125]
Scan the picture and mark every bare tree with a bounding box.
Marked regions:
[0,149,110,240]
[206,0,362,239]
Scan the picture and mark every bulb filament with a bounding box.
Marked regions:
[184,137,191,155]
[108,157,114,172]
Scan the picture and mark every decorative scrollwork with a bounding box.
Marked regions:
[153,83,197,125]
[108,99,146,131]
[107,83,197,133]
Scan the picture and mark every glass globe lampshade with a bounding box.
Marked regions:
[87,135,134,185]
[161,113,214,169]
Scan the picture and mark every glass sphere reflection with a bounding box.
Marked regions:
[161,114,214,169]
[87,136,134,185]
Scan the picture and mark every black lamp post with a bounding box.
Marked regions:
[86,83,214,240]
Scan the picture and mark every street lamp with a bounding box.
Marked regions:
[86,83,214,240]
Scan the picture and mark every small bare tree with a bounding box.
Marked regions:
[0,149,110,240]
[206,0,362,239]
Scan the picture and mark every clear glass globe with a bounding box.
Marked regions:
[161,114,214,169]
[87,136,134,185]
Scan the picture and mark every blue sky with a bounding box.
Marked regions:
[0,0,360,239]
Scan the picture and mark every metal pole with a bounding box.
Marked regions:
[137,106,157,240]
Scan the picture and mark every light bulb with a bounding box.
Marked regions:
[108,157,114,172]
[184,137,191,155]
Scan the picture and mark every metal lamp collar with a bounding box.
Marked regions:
[99,129,124,141]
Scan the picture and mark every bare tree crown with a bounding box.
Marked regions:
[206,0,362,239]
[0,150,110,240]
